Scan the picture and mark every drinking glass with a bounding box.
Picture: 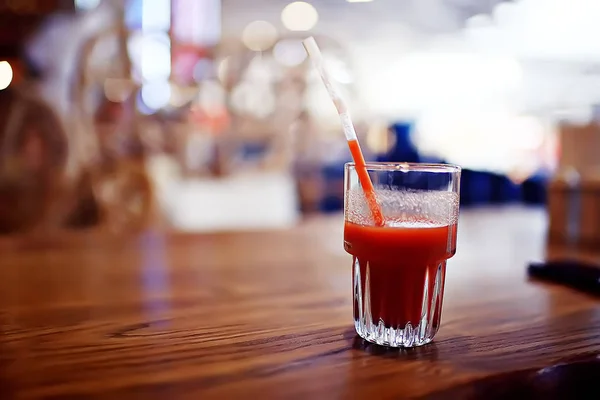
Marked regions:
[344,162,461,347]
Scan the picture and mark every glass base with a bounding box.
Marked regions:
[353,258,446,348]
[354,320,434,348]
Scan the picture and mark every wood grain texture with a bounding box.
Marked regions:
[0,206,599,399]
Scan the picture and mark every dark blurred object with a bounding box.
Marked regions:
[521,174,548,205]
[73,2,156,233]
[490,174,521,204]
[0,86,70,233]
[559,122,600,175]
[547,122,600,251]
[63,171,101,228]
[0,0,74,58]
[425,354,600,400]
[0,0,98,234]
[579,177,600,249]
[528,260,600,296]
[549,175,600,251]
[0,1,158,235]
[547,169,581,247]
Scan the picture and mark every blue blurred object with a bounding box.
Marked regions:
[460,169,493,206]
[319,163,345,213]
[125,0,143,29]
[311,120,548,213]
[490,174,522,204]
[320,196,343,213]
[460,170,528,207]
[376,122,420,163]
[521,174,548,205]
[241,143,267,160]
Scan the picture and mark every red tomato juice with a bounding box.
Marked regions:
[344,221,456,329]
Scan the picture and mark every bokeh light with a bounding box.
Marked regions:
[273,39,307,67]
[242,20,278,52]
[142,0,171,32]
[75,0,101,11]
[141,34,172,82]
[0,62,13,91]
[230,80,276,119]
[141,81,172,111]
[216,57,230,84]
[281,2,319,32]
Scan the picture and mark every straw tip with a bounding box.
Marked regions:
[303,36,316,45]
[302,36,320,55]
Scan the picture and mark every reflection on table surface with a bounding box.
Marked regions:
[1,206,599,398]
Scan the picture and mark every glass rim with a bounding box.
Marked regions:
[345,162,461,173]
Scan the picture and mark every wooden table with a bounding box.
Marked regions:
[1,207,599,399]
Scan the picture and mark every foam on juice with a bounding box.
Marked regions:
[345,187,459,227]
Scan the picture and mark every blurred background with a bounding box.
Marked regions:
[0,0,599,234]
